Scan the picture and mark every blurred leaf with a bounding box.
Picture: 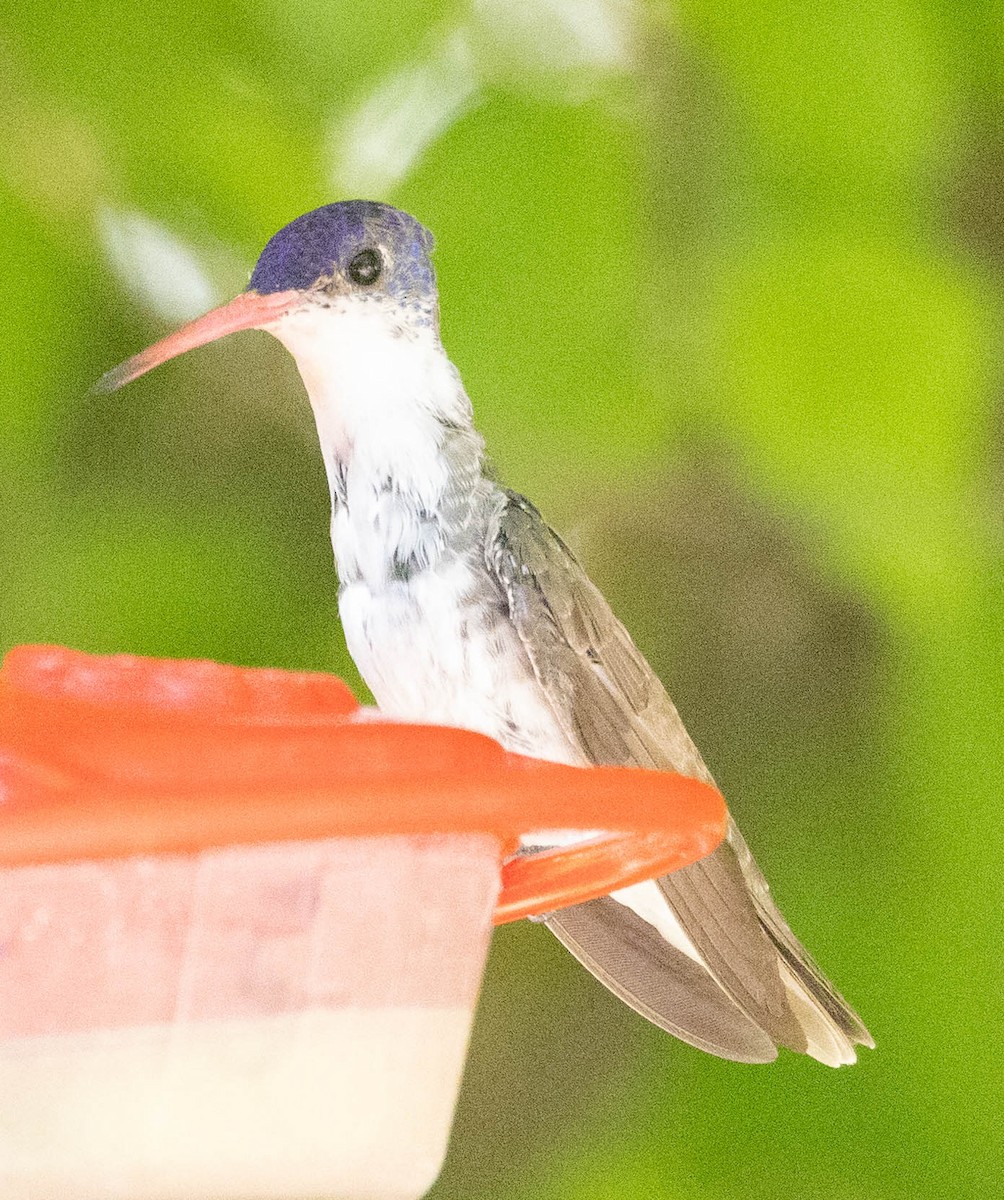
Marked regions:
[4,500,351,675]
[680,0,959,221]
[404,93,657,498]
[708,236,995,619]
[0,201,84,470]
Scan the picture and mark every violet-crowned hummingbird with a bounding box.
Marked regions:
[97,201,872,1065]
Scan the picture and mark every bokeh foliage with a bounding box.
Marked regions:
[3,2,1003,1196]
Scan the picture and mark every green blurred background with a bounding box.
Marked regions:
[3,1,1002,1196]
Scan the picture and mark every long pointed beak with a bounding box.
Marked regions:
[93,290,301,394]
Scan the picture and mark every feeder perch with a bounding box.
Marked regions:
[0,645,726,1200]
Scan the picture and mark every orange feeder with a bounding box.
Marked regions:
[0,645,726,1200]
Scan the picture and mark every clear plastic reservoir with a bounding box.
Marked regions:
[0,832,499,1200]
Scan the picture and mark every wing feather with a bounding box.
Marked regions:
[486,490,871,1063]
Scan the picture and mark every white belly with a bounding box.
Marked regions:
[338,559,580,765]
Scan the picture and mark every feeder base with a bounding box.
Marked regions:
[1,1007,472,1200]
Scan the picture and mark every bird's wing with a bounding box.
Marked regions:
[486,489,872,1064]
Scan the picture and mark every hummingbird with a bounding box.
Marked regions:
[98,200,873,1065]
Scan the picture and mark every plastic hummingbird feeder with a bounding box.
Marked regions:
[0,644,726,1200]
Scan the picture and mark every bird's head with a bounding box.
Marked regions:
[95,201,440,393]
[248,201,437,310]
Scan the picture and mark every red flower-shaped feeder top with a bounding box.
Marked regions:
[0,645,727,922]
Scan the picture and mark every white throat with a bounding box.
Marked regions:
[269,296,485,593]
[270,298,474,511]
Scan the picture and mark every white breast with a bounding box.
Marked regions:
[338,559,578,764]
[271,295,581,764]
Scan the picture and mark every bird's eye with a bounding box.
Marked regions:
[347,247,383,286]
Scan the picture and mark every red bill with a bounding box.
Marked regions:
[93,290,300,393]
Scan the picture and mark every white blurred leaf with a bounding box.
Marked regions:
[96,206,219,322]
[329,28,480,197]
[472,0,636,75]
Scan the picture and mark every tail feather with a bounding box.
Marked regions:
[654,840,809,1054]
[727,821,875,1050]
[543,822,872,1066]
[545,898,779,1063]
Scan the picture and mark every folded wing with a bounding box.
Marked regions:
[486,490,873,1064]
